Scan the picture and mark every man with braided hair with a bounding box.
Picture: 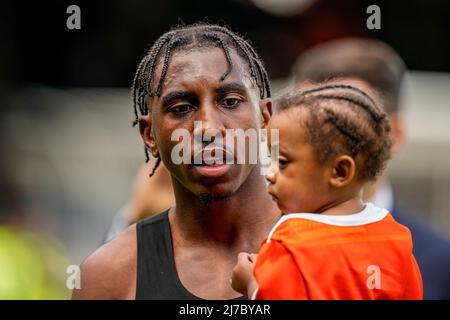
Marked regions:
[72,23,280,300]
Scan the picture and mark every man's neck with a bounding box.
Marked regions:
[170,167,280,248]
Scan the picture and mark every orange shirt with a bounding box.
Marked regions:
[253,203,423,300]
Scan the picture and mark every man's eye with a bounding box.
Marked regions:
[170,104,193,115]
[220,98,241,108]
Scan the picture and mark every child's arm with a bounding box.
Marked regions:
[231,252,259,299]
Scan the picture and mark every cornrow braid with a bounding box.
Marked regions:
[217,25,272,97]
[301,84,378,106]
[132,33,174,126]
[205,26,269,98]
[203,33,233,81]
[307,94,385,126]
[323,109,363,144]
[300,84,386,124]
[149,157,161,178]
[155,37,185,97]
[131,23,271,175]
[207,26,257,79]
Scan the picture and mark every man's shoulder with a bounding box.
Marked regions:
[72,224,137,300]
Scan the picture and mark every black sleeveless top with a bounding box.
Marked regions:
[135,210,246,300]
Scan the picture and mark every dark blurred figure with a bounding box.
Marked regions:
[293,37,450,299]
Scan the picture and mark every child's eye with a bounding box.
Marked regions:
[278,159,288,169]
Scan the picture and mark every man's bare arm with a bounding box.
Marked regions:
[72,224,137,300]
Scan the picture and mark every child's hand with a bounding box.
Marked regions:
[231,252,258,298]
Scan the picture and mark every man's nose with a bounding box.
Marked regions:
[194,102,226,139]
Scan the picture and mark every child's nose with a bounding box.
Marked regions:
[265,172,276,184]
[265,163,277,184]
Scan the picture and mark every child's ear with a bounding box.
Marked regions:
[329,155,356,188]
[138,115,159,158]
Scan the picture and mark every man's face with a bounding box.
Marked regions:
[143,47,269,199]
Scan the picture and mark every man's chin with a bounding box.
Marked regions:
[198,190,237,205]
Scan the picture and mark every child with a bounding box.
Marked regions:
[231,82,423,299]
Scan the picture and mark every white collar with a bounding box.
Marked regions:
[267,203,389,243]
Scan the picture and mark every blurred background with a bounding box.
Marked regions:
[1,0,449,299]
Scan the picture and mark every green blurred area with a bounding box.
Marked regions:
[0,226,71,300]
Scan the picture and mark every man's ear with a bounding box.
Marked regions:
[259,98,272,129]
[329,155,356,188]
[138,115,159,158]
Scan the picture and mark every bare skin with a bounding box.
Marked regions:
[72,47,280,300]
[71,224,137,299]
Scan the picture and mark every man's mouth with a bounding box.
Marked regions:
[192,147,234,165]
[191,147,234,178]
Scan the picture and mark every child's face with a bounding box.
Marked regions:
[266,110,332,213]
